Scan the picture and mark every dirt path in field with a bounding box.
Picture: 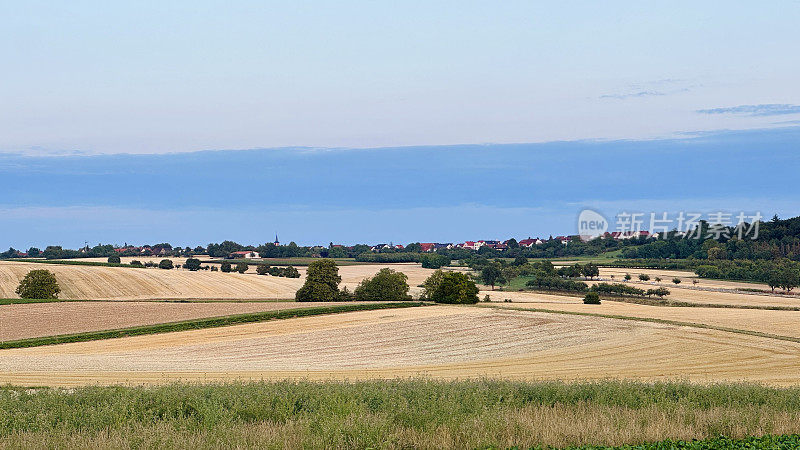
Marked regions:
[2,305,800,387]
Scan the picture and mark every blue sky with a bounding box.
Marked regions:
[1,2,799,247]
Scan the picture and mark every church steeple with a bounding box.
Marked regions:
[274,234,279,246]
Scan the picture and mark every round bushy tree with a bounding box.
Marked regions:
[220,261,232,273]
[354,268,411,301]
[235,262,249,274]
[158,259,174,269]
[184,258,202,271]
[284,265,300,278]
[16,269,60,299]
[638,273,650,281]
[427,271,479,304]
[583,291,601,304]
[129,260,143,267]
[107,255,121,264]
[296,259,341,301]
[672,277,681,285]
[256,264,269,275]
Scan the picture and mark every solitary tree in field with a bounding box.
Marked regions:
[638,274,650,282]
[654,277,662,283]
[16,269,60,299]
[235,262,248,274]
[672,277,681,285]
[184,258,202,271]
[426,271,479,304]
[481,264,504,290]
[220,261,232,273]
[158,259,174,269]
[107,255,121,264]
[583,291,601,305]
[624,273,632,281]
[354,268,411,301]
[296,259,341,301]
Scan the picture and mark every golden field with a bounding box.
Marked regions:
[2,260,800,387]
[2,305,800,386]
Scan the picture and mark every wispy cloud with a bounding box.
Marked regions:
[697,104,800,117]
[599,81,693,100]
[599,90,668,100]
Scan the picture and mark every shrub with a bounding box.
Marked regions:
[420,253,451,269]
[638,274,650,281]
[645,287,671,298]
[107,255,121,264]
[184,258,202,271]
[672,277,681,285]
[583,291,601,304]
[624,273,632,281]
[220,261,232,273]
[158,259,173,270]
[525,276,587,292]
[591,283,645,297]
[426,271,479,304]
[144,261,155,268]
[256,264,269,275]
[16,269,61,299]
[235,262,248,274]
[210,265,219,272]
[284,266,300,278]
[354,268,412,301]
[296,259,341,302]
[129,260,143,267]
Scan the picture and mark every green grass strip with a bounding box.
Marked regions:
[478,303,800,344]
[0,301,427,350]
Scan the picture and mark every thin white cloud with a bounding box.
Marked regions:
[697,104,800,116]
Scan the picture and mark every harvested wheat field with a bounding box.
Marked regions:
[2,305,800,387]
[0,261,303,300]
[484,299,800,339]
[597,267,775,292]
[0,261,438,300]
[0,301,371,341]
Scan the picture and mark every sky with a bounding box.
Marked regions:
[1,2,799,248]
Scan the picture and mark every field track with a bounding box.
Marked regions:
[2,305,800,387]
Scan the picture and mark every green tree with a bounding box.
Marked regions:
[235,262,249,274]
[506,238,519,249]
[672,277,681,285]
[354,268,411,301]
[220,261,232,273]
[481,264,504,290]
[778,265,800,292]
[130,260,143,267]
[624,273,632,281]
[427,271,479,304]
[296,259,341,301]
[582,263,599,280]
[513,256,528,266]
[638,273,650,282]
[256,264,269,275]
[107,255,121,264]
[284,266,300,278]
[16,269,60,299]
[420,253,450,269]
[184,258,202,271]
[583,291,601,304]
[158,259,174,269]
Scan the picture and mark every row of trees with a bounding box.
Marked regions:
[295,260,479,304]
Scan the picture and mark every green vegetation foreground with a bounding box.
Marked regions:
[2,380,800,448]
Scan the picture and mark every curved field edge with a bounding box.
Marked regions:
[0,302,427,349]
[1,380,800,448]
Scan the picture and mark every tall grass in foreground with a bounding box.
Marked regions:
[1,380,800,448]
